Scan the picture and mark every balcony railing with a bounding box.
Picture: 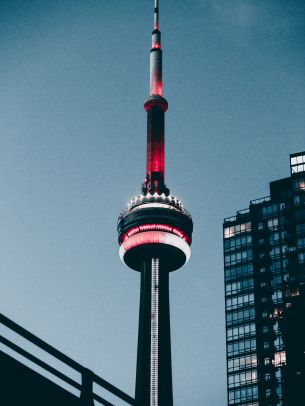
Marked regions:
[0,313,135,406]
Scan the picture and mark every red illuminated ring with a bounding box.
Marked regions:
[119,223,191,245]
[119,231,191,264]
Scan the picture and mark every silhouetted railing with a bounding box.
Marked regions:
[0,313,135,406]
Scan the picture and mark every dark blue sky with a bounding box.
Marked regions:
[1,1,304,404]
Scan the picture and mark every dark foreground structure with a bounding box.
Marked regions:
[0,313,135,406]
[223,152,305,406]
[117,1,193,405]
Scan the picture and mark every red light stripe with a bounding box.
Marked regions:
[119,223,190,245]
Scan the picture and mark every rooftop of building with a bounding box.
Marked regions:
[224,151,305,225]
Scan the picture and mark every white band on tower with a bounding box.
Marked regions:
[150,258,159,406]
[119,231,191,266]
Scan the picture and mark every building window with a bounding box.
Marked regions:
[262,205,278,218]
[226,293,255,310]
[228,386,258,404]
[298,252,305,263]
[224,235,252,252]
[228,370,258,388]
[291,154,305,175]
[291,154,305,167]
[273,351,286,367]
[275,368,282,380]
[264,341,270,350]
[271,275,282,288]
[262,325,269,334]
[226,307,255,326]
[293,178,305,189]
[269,232,279,244]
[296,223,305,235]
[226,279,254,296]
[267,218,279,229]
[270,259,281,273]
[272,290,283,303]
[224,222,252,239]
[294,195,301,205]
[225,263,253,282]
[297,237,305,248]
[227,338,256,356]
[227,323,256,341]
[270,245,286,258]
[225,249,253,265]
[273,322,280,334]
[274,337,283,350]
[227,354,257,372]
[286,287,299,297]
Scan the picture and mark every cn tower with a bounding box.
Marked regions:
[117,1,193,405]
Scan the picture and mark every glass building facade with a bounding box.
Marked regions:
[223,152,305,406]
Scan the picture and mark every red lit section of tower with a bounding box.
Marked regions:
[144,96,167,194]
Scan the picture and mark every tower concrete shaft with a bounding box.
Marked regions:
[135,258,173,406]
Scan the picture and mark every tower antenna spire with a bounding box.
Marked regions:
[154,0,159,30]
[150,0,162,97]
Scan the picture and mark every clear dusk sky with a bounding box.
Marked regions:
[1,1,305,405]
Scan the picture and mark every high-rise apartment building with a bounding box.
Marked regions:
[223,152,305,406]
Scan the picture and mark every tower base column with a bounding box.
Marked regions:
[135,258,173,406]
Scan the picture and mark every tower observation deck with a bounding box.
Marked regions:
[117,2,193,405]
